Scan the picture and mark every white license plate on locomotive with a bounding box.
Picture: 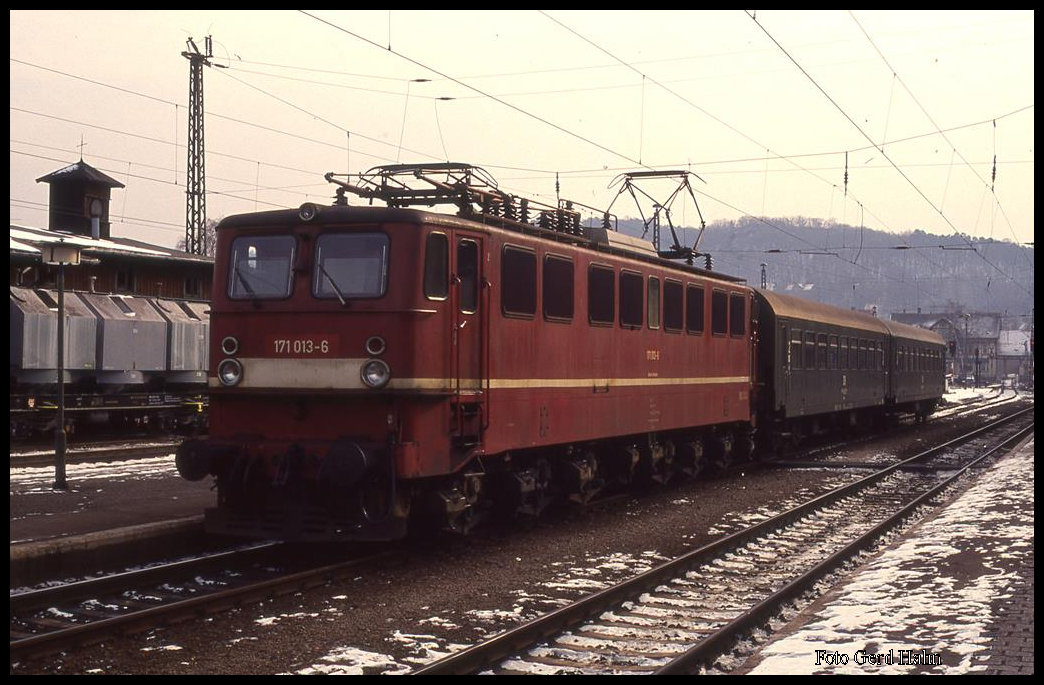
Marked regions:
[268,335,340,357]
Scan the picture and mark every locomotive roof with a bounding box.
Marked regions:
[755,288,890,335]
[218,204,748,284]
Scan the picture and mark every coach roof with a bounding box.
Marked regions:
[755,288,890,335]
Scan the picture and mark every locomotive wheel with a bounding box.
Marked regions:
[559,450,603,505]
[440,472,486,535]
[677,439,705,478]
[705,433,733,474]
[637,441,676,486]
[490,457,555,520]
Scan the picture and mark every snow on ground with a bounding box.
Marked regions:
[9,454,179,492]
[746,437,1034,674]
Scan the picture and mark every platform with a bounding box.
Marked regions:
[737,434,1034,675]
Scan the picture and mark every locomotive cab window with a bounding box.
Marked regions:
[313,232,389,300]
[543,254,574,322]
[229,235,295,299]
[457,239,479,314]
[424,232,448,300]
[502,245,536,317]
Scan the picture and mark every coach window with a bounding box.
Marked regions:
[229,235,295,299]
[313,233,389,300]
[840,336,849,369]
[828,335,838,369]
[729,293,746,338]
[543,254,574,322]
[804,331,815,369]
[685,284,705,334]
[457,239,479,314]
[647,277,661,330]
[501,245,536,318]
[663,279,683,332]
[791,330,802,369]
[423,232,448,300]
[711,289,728,336]
[879,342,884,370]
[816,333,827,369]
[588,264,615,326]
[619,270,643,330]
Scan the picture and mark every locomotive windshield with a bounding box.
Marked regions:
[312,233,389,299]
[228,235,295,299]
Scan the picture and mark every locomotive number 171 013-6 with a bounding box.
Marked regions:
[269,335,339,356]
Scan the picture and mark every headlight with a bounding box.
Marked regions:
[299,202,319,222]
[218,358,243,387]
[221,336,239,356]
[361,359,391,389]
[365,335,386,356]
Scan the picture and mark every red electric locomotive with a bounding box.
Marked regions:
[176,164,757,541]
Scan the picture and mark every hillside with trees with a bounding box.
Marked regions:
[617,216,1033,320]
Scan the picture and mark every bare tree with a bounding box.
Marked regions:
[175,218,219,257]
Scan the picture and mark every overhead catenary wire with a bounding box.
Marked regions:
[746,10,1032,299]
[9,19,1032,308]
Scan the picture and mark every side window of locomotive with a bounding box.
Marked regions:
[663,279,683,332]
[619,270,643,329]
[228,235,295,299]
[711,289,728,336]
[647,277,660,330]
[588,265,615,326]
[313,232,389,300]
[685,285,704,335]
[457,239,479,314]
[424,232,448,300]
[501,245,536,318]
[729,293,745,337]
[543,254,574,322]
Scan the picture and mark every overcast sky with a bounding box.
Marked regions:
[9,10,1034,251]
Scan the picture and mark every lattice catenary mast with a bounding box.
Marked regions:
[182,36,214,255]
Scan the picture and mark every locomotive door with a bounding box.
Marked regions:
[451,234,486,443]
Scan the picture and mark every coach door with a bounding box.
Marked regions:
[451,234,486,444]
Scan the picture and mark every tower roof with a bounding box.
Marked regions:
[35,159,125,188]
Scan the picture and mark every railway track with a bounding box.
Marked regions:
[10,438,187,468]
[9,395,1030,670]
[9,542,392,664]
[412,407,1033,675]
